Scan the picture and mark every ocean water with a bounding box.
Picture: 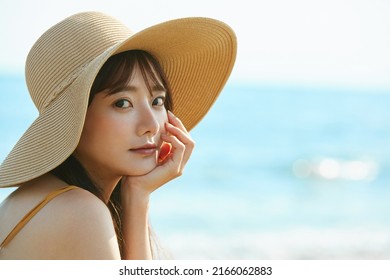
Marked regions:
[1,75,390,259]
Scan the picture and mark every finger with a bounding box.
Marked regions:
[161,133,185,168]
[165,122,193,145]
[158,142,172,163]
[167,111,190,135]
[165,111,195,168]
[165,123,194,165]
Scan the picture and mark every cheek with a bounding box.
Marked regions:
[158,111,168,132]
[91,114,130,144]
[78,110,129,154]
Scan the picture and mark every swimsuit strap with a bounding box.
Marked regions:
[0,185,78,250]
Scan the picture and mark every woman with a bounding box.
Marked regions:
[0,11,236,259]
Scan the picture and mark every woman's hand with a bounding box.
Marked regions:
[121,111,195,198]
[120,111,194,259]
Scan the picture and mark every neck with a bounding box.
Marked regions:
[71,154,122,204]
[87,170,122,204]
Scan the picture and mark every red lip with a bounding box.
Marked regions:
[130,143,158,155]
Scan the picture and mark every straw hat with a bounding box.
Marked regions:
[0,11,236,188]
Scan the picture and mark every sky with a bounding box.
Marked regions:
[1,0,390,90]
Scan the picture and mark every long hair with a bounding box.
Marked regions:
[51,50,173,258]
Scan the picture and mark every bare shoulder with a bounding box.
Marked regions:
[34,187,121,259]
[0,174,121,259]
[57,187,111,220]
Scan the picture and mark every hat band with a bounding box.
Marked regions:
[40,44,118,113]
[41,62,89,112]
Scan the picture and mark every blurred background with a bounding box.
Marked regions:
[1,0,390,259]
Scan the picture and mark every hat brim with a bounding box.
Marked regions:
[0,17,237,188]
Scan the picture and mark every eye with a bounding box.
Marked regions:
[114,99,132,108]
[152,96,165,107]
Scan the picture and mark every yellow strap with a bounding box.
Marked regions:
[0,186,78,250]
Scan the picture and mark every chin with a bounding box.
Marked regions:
[127,169,154,176]
[124,163,158,176]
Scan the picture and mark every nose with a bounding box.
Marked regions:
[136,105,160,137]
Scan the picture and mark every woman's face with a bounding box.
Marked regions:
[74,64,168,180]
